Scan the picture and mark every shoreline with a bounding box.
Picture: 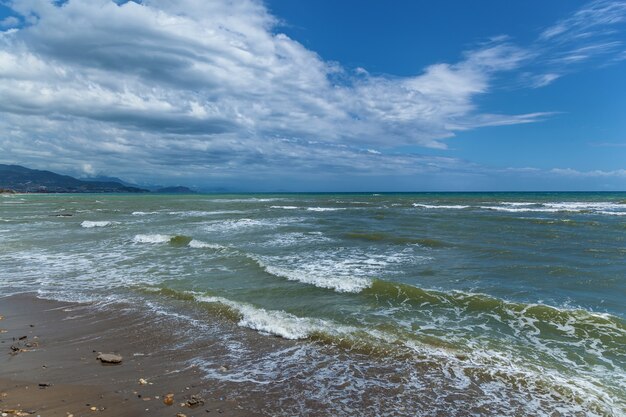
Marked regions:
[0,293,266,417]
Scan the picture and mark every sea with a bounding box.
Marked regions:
[1,192,625,416]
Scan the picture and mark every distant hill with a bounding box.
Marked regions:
[81,175,138,188]
[0,164,148,193]
[154,186,196,194]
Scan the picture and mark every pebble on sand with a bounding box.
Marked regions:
[96,353,123,364]
[163,393,174,406]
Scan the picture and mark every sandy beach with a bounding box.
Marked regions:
[0,294,266,417]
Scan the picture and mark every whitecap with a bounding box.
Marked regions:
[195,294,351,340]
[133,234,171,244]
[306,207,345,212]
[188,239,227,249]
[132,211,159,216]
[260,262,371,293]
[413,204,470,209]
[81,220,112,228]
[250,247,426,293]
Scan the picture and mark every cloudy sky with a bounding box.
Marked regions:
[0,0,625,191]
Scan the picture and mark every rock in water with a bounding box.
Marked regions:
[96,353,123,364]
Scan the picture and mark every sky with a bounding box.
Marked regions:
[0,0,625,191]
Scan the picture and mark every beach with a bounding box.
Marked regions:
[0,294,265,417]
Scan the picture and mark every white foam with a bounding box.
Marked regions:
[188,239,226,249]
[168,210,246,217]
[251,247,426,293]
[133,234,171,244]
[204,217,302,233]
[261,262,372,293]
[195,295,350,340]
[413,204,469,209]
[207,198,284,203]
[543,202,621,211]
[261,232,333,247]
[499,202,537,206]
[132,211,159,216]
[482,201,626,215]
[81,220,112,228]
[306,207,345,212]
[480,206,562,213]
[270,206,299,210]
[598,210,626,216]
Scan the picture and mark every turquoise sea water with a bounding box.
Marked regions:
[1,192,625,416]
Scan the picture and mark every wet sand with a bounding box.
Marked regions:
[0,294,267,417]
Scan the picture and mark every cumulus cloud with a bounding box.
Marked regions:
[0,0,624,187]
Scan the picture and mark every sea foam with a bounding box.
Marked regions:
[81,220,112,228]
[195,294,351,340]
[133,234,172,244]
[413,204,470,209]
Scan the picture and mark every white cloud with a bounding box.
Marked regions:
[0,0,624,187]
[530,73,562,88]
[540,0,626,41]
[0,16,20,29]
[535,0,626,75]
[550,168,626,177]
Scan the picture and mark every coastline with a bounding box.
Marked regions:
[0,294,266,417]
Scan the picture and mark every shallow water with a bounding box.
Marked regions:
[1,192,625,416]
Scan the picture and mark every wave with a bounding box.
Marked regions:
[483,201,626,215]
[81,220,112,228]
[252,256,371,293]
[168,210,247,217]
[188,239,227,249]
[306,207,345,212]
[131,234,230,251]
[411,201,626,216]
[270,205,299,210]
[249,248,427,294]
[144,287,380,343]
[133,234,172,244]
[198,295,351,340]
[142,285,623,415]
[131,234,188,245]
[598,211,626,216]
[413,204,469,209]
[364,279,626,349]
[204,217,303,233]
[344,232,447,247]
[261,232,333,247]
[132,211,159,216]
[140,287,351,340]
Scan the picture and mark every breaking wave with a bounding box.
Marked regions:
[81,220,112,228]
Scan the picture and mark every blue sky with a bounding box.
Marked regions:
[0,0,625,191]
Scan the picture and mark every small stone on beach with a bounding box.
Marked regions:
[163,393,174,406]
[138,378,148,385]
[186,395,205,408]
[96,353,122,364]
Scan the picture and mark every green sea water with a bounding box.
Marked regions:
[1,192,625,416]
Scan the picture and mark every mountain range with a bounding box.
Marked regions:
[0,164,194,193]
